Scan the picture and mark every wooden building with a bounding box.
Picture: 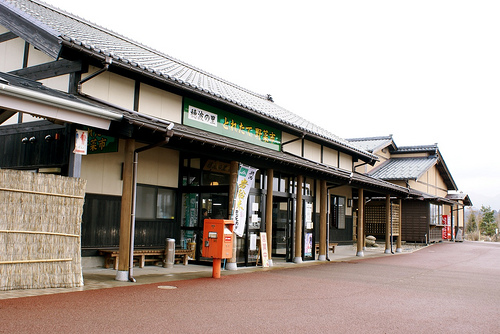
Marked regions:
[349,135,471,244]
[1,1,462,282]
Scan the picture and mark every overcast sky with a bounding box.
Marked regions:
[41,0,500,210]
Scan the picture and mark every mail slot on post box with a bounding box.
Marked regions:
[202,219,234,259]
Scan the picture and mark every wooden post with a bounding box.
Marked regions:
[356,188,364,257]
[294,175,303,263]
[226,161,239,271]
[116,138,135,281]
[318,179,327,261]
[385,194,391,254]
[396,198,403,252]
[266,169,274,266]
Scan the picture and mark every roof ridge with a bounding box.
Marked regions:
[30,0,271,102]
[347,135,393,142]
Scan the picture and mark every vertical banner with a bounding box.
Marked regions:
[73,129,88,155]
[441,215,449,240]
[232,164,258,237]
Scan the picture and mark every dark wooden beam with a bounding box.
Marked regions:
[0,109,16,125]
[0,31,17,43]
[9,59,84,81]
[0,2,60,58]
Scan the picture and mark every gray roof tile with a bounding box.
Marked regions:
[367,156,438,181]
[347,135,395,153]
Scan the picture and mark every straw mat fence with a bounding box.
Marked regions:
[0,169,86,291]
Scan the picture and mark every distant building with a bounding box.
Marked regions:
[349,135,472,243]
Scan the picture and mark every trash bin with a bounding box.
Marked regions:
[164,238,175,268]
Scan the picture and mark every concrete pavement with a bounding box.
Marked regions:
[1,241,498,333]
[0,243,424,300]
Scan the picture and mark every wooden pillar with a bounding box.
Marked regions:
[294,175,303,263]
[385,194,391,254]
[226,161,239,271]
[318,179,327,261]
[116,138,135,281]
[266,169,274,266]
[396,198,403,252]
[356,188,364,257]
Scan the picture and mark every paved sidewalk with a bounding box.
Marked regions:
[0,243,425,300]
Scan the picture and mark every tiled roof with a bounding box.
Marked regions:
[446,193,473,206]
[347,135,396,153]
[0,0,376,161]
[367,156,438,181]
[396,144,438,154]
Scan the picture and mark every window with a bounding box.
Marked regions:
[331,196,346,229]
[136,185,176,220]
[430,203,442,225]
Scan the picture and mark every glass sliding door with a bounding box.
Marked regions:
[272,196,293,261]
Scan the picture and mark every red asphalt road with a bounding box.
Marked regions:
[1,241,499,334]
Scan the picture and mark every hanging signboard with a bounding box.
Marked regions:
[232,164,258,237]
[73,129,88,155]
[183,98,281,151]
[260,232,269,268]
[86,127,119,154]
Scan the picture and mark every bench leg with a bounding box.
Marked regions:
[114,257,119,270]
[183,254,188,265]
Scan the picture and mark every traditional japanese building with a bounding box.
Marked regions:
[1,0,457,283]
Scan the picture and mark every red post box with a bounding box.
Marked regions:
[202,219,234,278]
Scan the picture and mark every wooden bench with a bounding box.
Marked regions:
[315,242,338,254]
[98,248,194,269]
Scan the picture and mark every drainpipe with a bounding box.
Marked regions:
[77,56,112,92]
[128,129,173,282]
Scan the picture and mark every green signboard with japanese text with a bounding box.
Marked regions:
[85,127,119,154]
[183,98,281,151]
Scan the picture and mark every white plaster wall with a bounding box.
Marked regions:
[303,140,321,162]
[138,83,182,123]
[81,140,180,195]
[339,152,353,171]
[281,132,301,156]
[80,66,135,110]
[323,146,339,168]
[136,146,179,188]
[0,36,24,72]
[39,75,70,92]
[26,44,54,66]
[81,141,125,196]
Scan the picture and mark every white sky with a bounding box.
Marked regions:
[41,0,500,209]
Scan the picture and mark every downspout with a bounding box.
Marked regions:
[128,127,174,282]
[77,56,112,92]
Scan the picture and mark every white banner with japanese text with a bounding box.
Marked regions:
[232,164,258,237]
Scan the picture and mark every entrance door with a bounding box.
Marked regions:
[180,192,228,262]
[272,196,293,261]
